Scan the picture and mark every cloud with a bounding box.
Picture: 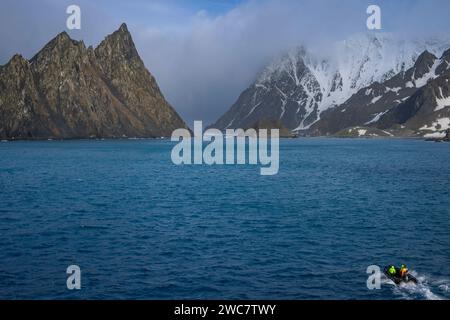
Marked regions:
[1,0,450,125]
[134,0,371,125]
[0,0,118,62]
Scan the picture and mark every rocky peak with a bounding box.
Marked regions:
[410,50,437,79]
[1,54,32,82]
[418,50,437,62]
[6,54,29,69]
[118,22,129,33]
[95,23,139,62]
[441,48,450,60]
[54,31,71,42]
[0,23,187,139]
[437,48,450,74]
[29,31,89,72]
[32,32,83,57]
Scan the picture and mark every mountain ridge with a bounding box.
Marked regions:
[212,33,450,137]
[312,47,450,137]
[0,23,187,139]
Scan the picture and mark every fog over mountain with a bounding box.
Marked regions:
[1,0,450,126]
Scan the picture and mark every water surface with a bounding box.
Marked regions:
[0,138,449,299]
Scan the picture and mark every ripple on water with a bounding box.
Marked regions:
[0,139,449,299]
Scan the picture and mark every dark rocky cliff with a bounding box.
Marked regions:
[0,23,187,139]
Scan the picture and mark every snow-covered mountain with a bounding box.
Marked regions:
[375,48,450,138]
[311,48,450,136]
[213,33,450,131]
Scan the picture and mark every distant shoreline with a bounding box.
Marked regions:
[1,136,446,142]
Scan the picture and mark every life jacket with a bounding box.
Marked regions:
[389,266,396,275]
[400,267,408,277]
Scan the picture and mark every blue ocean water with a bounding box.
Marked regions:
[0,138,449,300]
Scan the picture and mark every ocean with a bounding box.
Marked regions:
[0,138,449,300]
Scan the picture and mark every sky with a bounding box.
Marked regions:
[1,0,450,126]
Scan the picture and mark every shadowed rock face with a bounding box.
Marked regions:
[247,119,294,138]
[0,23,187,139]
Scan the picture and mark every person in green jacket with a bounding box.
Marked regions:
[388,265,396,276]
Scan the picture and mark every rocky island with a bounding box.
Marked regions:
[0,23,187,140]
